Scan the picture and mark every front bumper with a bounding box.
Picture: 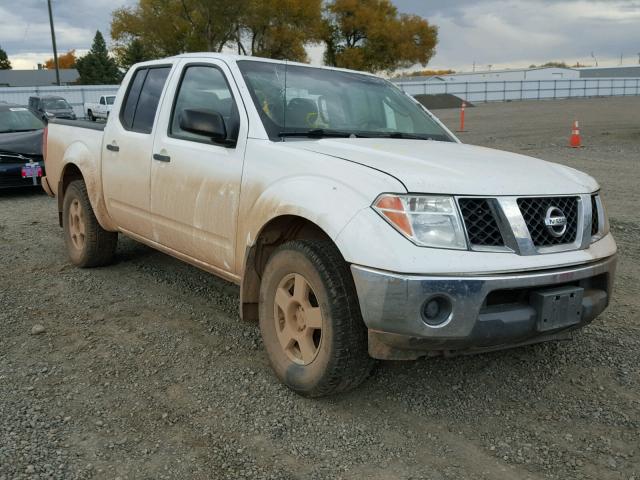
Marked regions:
[351,255,616,359]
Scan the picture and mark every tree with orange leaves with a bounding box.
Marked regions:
[45,50,77,69]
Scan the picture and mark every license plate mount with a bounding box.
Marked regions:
[21,163,42,179]
[531,286,584,332]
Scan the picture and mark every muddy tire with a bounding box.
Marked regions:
[62,180,117,267]
[259,240,374,397]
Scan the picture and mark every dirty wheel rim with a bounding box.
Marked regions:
[274,273,323,365]
[68,198,86,251]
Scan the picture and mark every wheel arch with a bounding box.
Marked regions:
[57,163,84,226]
[56,154,117,232]
[240,214,338,322]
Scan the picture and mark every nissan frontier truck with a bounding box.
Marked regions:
[41,54,617,396]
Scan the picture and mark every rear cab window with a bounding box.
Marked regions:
[120,66,171,134]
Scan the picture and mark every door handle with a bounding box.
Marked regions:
[106,144,119,152]
[153,153,171,162]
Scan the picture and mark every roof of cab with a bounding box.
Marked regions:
[133,52,378,78]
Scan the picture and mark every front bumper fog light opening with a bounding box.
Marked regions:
[421,296,452,327]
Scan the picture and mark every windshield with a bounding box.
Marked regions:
[42,98,71,110]
[237,60,453,142]
[0,108,44,133]
[106,96,115,105]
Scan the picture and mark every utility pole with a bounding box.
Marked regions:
[47,0,60,86]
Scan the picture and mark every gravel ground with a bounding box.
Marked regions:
[1,97,639,480]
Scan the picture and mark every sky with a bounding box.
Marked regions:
[1,0,640,72]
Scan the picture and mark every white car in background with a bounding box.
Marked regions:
[84,95,116,121]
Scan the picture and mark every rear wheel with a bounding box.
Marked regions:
[63,180,117,267]
[88,110,95,121]
[259,240,373,397]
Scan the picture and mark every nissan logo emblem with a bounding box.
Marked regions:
[544,206,568,237]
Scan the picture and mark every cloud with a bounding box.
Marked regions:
[2,0,640,71]
[1,0,134,68]
[393,0,640,70]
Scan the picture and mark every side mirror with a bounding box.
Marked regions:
[179,109,229,144]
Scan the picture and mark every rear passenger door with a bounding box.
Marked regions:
[102,64,172,239]
[149,60,248,275]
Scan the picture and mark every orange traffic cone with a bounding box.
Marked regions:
[570,120,582,148]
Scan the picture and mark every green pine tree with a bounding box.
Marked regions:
[76,31,121,84]
[116,38,152,70]
[0,44,12,70]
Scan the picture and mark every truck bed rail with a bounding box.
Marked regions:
[49,118,106,131]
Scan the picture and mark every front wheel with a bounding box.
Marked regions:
[259,240,374,397]
[62,180,117,267]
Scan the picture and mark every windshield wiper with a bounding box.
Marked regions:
[279,129,367,139]
[370,132,454,142]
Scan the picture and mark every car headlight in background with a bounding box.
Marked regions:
[373,194,467,249]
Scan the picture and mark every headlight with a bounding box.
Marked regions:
[591,194,610,242]
[373,194,467,249]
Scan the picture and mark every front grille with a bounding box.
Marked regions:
[458,198,504,247]
[517,196,579,246]
[591,195,599,236]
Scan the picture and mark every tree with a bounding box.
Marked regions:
[112,0,246,58]
[112,0,322,63]
[75,31,121,84]
[0,45,11,70]
[322,0,438,73]
[45,49,77,69]
[114,38,153,70]
[530,61,569,69]
[239,0,323,62]
[397,69,455,78]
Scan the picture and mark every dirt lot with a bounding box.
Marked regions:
[1,97,639,480]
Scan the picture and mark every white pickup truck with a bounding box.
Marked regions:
[84,95,116,121]
[42,53,617,396]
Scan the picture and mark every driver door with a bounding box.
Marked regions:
[149,60,248,275]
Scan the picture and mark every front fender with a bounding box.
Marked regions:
[236,174,403,274]
[255,175,372,236]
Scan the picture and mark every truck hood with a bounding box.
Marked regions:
[285,139,598,196]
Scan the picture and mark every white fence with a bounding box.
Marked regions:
[3,77,639,116]
[393,77,640,103]
[0,85,120,117]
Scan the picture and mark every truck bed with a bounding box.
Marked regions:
[49,118,106,131]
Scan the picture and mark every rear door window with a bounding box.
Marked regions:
[121,69,147,129]
[120,66,171,134]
